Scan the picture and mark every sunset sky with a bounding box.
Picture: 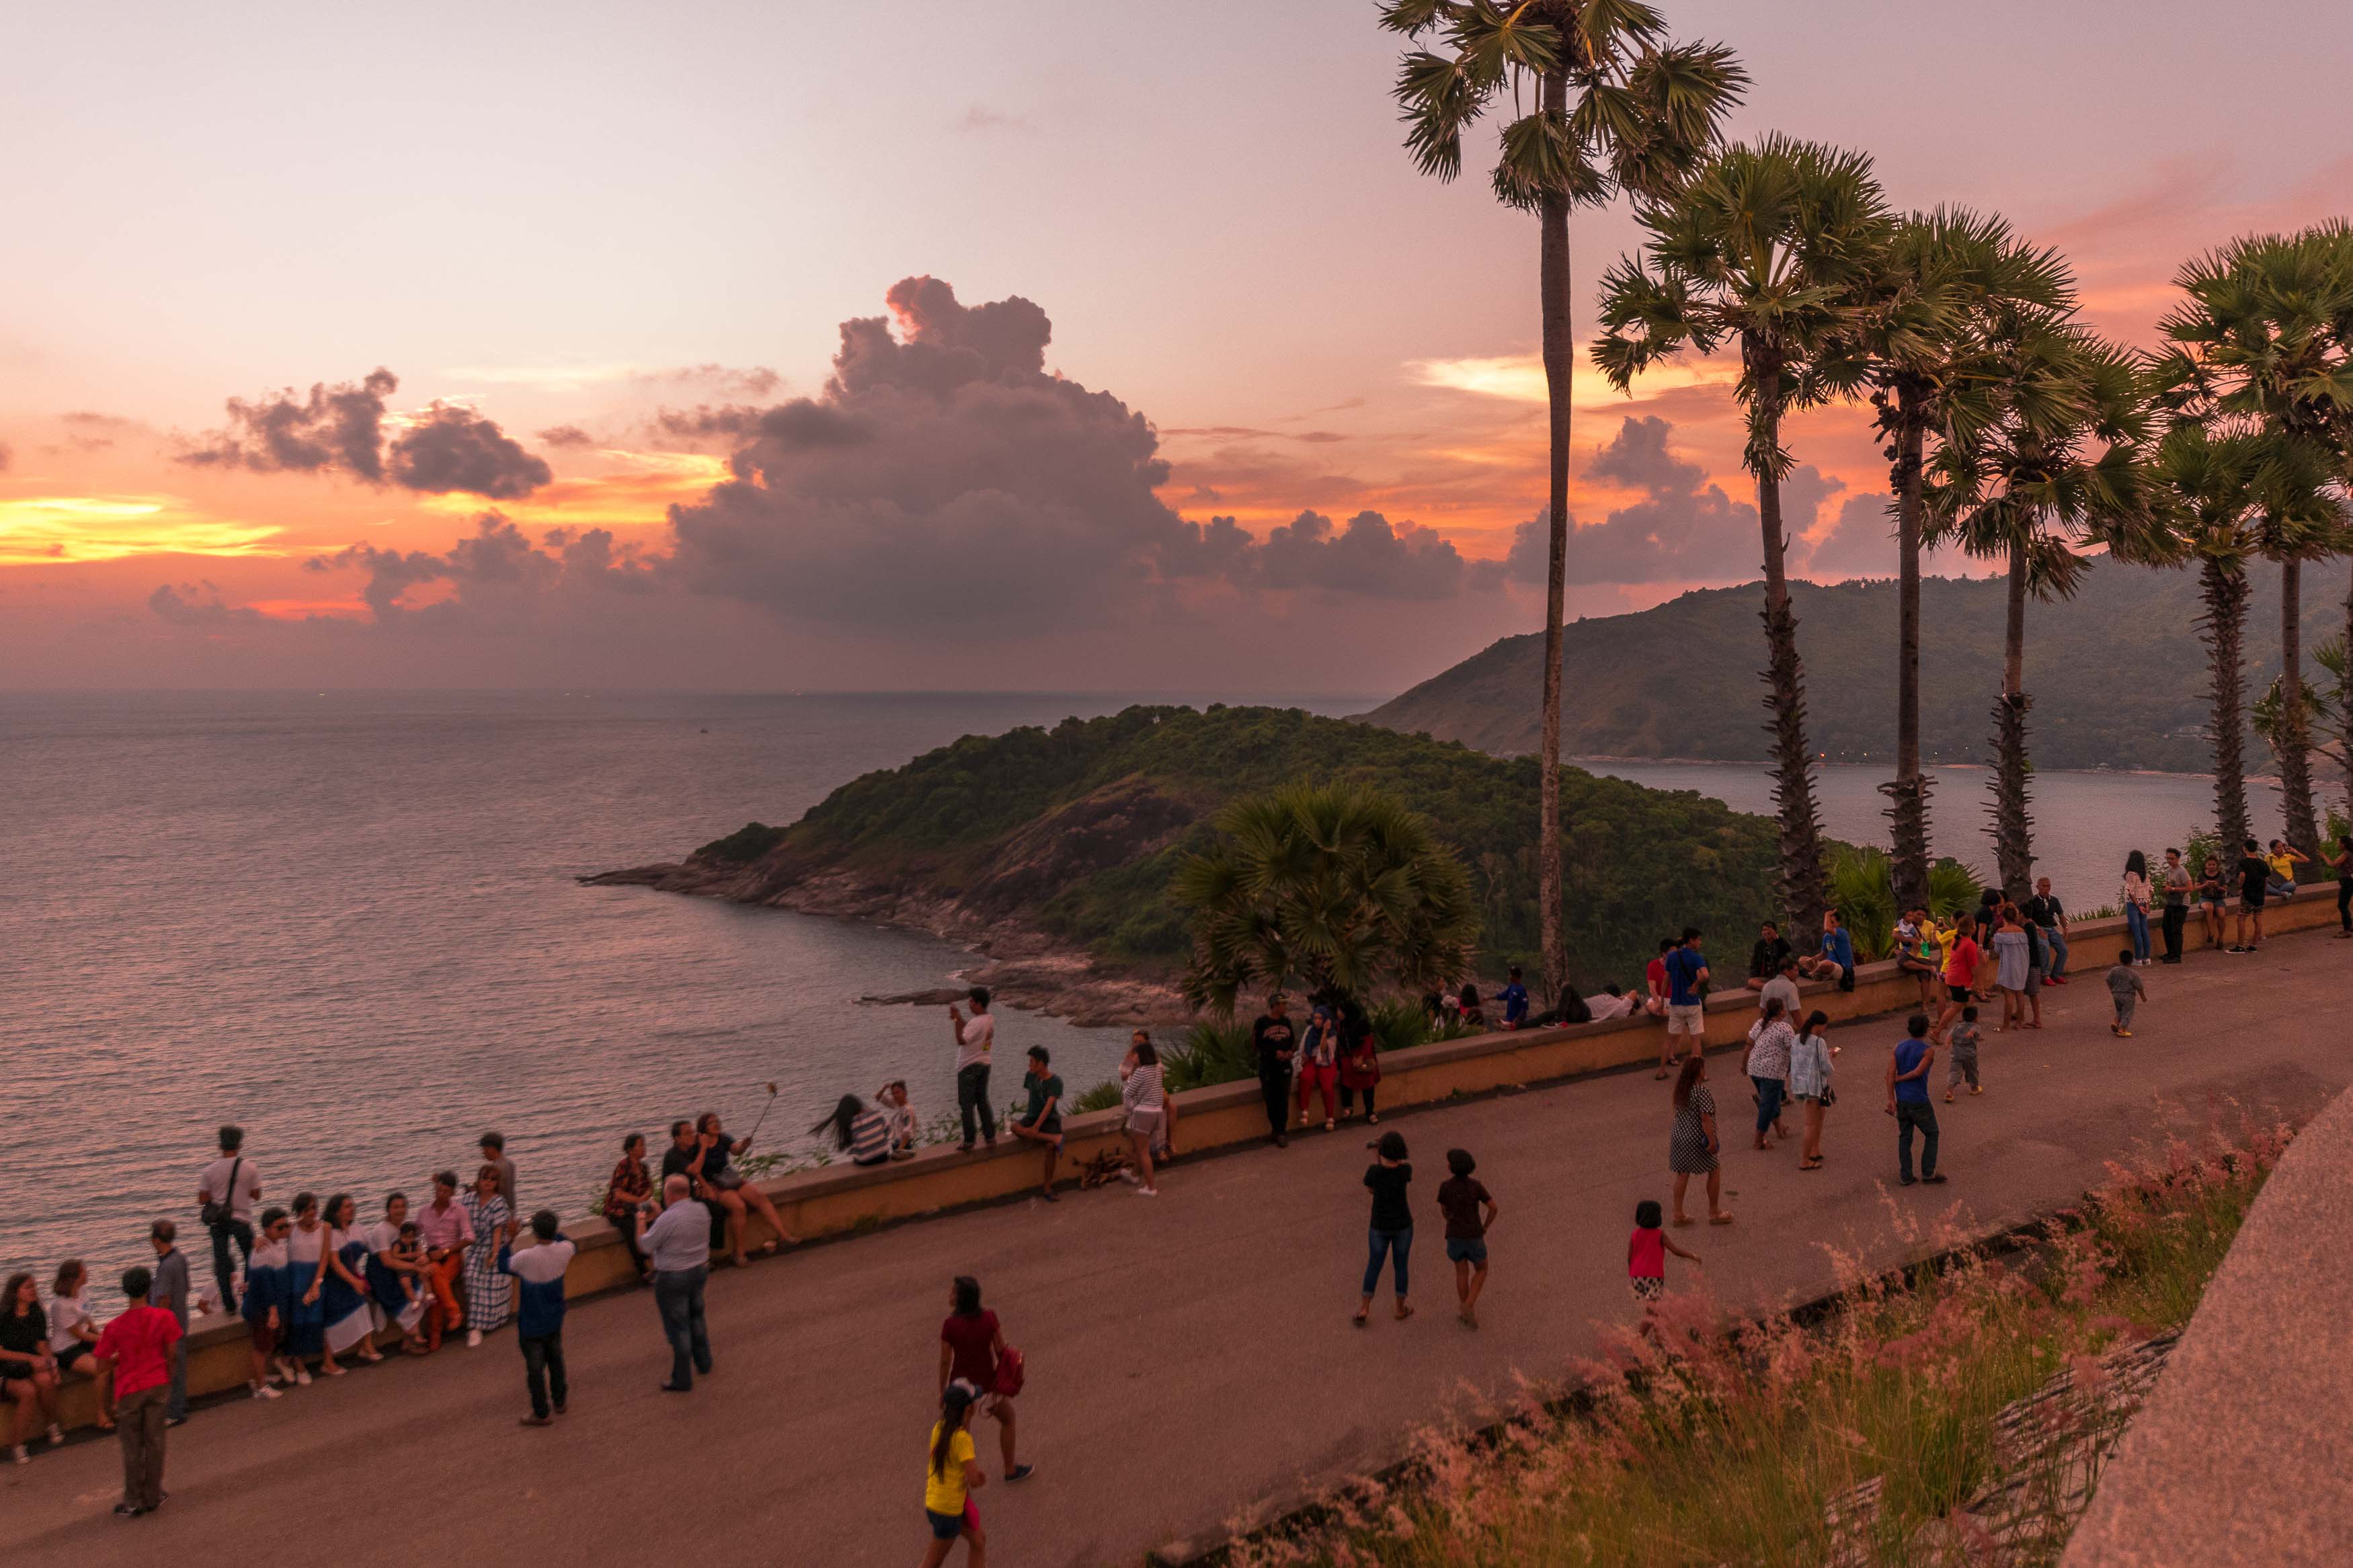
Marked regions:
[4,0,2348,694]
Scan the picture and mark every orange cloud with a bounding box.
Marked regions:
[414,450,728,530]
[0,494,284,564]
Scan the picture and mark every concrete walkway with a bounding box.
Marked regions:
[9,930,2350,1567]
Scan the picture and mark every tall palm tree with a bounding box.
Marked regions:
[2151,421,2269,851]
[1380,0,1744,1002]
[2154,229,2353,858]
[1849,209,2074,911]
[1172,782,1479,1018]
[1931,320,2159,897]
[1593,134,1892,934]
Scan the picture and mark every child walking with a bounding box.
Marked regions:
[1435,1148,1499,1329]
[920,1380,988,1568]
[2107,947,2148,1036]
[1628,1200,1700,1305]
[1944,1005,1983,1103]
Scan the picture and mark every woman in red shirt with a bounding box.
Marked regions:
[937,1276,1032,1485]
[1930,916,1982,1045]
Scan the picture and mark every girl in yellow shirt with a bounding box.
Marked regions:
[922,1381,988,1567]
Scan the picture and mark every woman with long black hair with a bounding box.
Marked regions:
[937,1275,1031,1485]
[920,1379,988,1568]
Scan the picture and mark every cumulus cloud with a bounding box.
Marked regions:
[536,423,597,448]
[302,513,657,624]
[635,364,781,398]
[1802,493,1897,578]
[1504,416,1842,586]
[1252,509,1482,600]
[181,368,549,498]
[147,581,265,627]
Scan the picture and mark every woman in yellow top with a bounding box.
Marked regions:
[922,1380,989,1567]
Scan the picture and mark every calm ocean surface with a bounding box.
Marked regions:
[0,693,2270,1309]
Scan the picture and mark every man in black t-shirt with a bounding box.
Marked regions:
[2232,837,2270,952]
[1250,993,1298,1147]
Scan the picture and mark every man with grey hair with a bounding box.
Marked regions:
[643,1174,714,1393]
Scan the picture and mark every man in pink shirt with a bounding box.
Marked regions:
[94,1263,184,1517]
[412,1170,476,1351]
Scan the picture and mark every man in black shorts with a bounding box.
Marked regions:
[2231,837,2268,953]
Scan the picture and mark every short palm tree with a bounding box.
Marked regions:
[1380,0,1744,1002]
[1849,209,2075,911]
[1172,782,1479,1018]
[1931,319,2160,897]
[1594,134,1893,934]
[2154,229,2353,857]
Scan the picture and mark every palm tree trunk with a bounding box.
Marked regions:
[1751,365,1829,934]
[1989,539,2034,899]
[2200,557,2251,852]
[2277,554,2319,854]
[1533,65,1571,1003]
[2342,556,2353,828]
[1880,405,1931,912]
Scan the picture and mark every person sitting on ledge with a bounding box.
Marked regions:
[2264,837,2307,901]
[692,1110,800,1268]
[1797,909,1856,991]
[878,1080,918,1160]
[816,1094,894,1168]
[1745,920,1792,991]
[1497,966,1529,1029]
[1585,984,1636,1022]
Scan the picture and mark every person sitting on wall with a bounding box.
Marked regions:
[1745,921,1792,991]
[1796,909,1856,992]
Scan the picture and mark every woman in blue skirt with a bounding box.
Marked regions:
[282,1193,329,1383]
[318,1193,382,1370]
[241,1207,294,1399]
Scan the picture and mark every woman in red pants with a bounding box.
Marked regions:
[1294,1003,1341,1131]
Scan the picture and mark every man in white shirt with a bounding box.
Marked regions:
[947,987,998,1153]
[196,1124,262,1315]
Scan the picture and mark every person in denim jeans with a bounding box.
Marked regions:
[643,1176,713,1392]
[197,1126,261,1315]
[1354,1131,1414,1326]
[948,988,998,1153]
[1886,1015,1945,1186]
[2028,877,2069,983]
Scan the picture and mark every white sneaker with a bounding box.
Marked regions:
[1115,1169,1140,1186]
[1136,1186,1159,1198]
[46,1423,65,1446]
[7,1444,24,1464]
[293,1365,313,1386]
[251,1384,281,1401]
[466,1329,483,1348]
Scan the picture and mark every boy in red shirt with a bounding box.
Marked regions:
[93,1264,184,1518]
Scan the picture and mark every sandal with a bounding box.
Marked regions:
[1394,1304,1414,1322]
[1798,1158,1823,1170]
[1351,1309,1369,1328]
[1709,1213,1736,1225]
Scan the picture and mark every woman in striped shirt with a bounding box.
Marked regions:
[815,1095,893,1166]
[1119,1032,1170,1197]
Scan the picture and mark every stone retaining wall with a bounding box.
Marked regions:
[52,886,2338,1433]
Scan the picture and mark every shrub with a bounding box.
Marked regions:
[695,821,788,864]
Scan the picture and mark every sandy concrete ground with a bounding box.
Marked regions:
[8,928,2347,1568]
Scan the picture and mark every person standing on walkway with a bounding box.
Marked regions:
[1991,908,2034,1031]
[1661,927,1710,1072]
[603,1134,656,1284]
[645,1174,713,1392]
[1005,1048,1064,1201]
[921,1380,990,1568]
[2108,948,2148,1038]
[2159,850,2192,963]
[939,1276,1032,1482]
[1355,1130,1414,1326]
[1117,1034,1167,1197]
[2121,852,2154,965]
[2232,838,2270,952]
[1667,1056,1729,1225]
[2027,876,2071,984]
[318,1194,381,1370]
[1627,1200,1701,1306]
[413,1171,474,1350]
[1788,1007,1836,1169]
[500,1210,575,1427]
[1295,1003,1341,1130]
[1944,1006,1983,1102]
[1929,916,1980,1045]
[92,1265,181,1519]
[241,1208,293,1396]
[1436,1148,1497,1329]
[282,1192,330,1378]
[1250,991,1298,1147]
[2329,833,2353,938]
[196,1124,261,1316]
[949,988,998,1153]
[1743,997,1796,1150]
[1886,1015,1944,1186]
[146,1220,200,1425]
[459,1165,514,1346]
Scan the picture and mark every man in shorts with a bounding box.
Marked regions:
[2231,837,2269,953]
[1657,927,1710,1079]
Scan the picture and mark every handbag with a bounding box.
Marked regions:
[993,1345,1026,1397]
[200,1156,243,1229]
[1820,1086,1838,1108]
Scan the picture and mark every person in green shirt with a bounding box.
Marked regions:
[1007,1046,1064,1203]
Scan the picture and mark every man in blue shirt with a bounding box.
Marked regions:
[1885,1014,1944,1185]
[1661,927,1710,1067]
[1498,965,1530,1029]
[1800,909,1858,992]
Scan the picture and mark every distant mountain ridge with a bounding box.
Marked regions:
[1364,561,2344,774]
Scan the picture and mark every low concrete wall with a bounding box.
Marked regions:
[52,888,2340,1434]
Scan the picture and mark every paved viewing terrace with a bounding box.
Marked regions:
[10,911,2350,1566]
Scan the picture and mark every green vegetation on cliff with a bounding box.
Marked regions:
[1366,559,2342,772]
[696,704,1790,991]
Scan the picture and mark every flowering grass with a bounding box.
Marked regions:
[1233,1113,2295,1568]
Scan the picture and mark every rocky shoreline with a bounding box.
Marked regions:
[582,861,1191,1028]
